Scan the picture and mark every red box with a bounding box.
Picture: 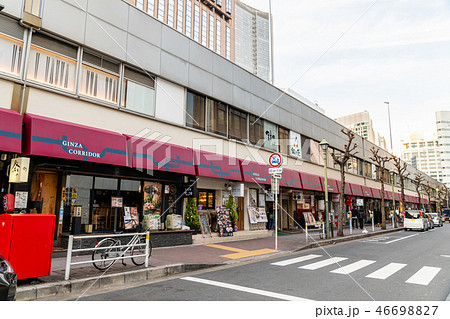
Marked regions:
[0,214,55,280]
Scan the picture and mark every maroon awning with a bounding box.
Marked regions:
[319,177,339,193]
[300,172,323,192]
[126,135,195,175]
[336,181,352,195]
[385,190,393,200]
[350,183,363,197]
[279,168,302,189]
[240,160,272,185]
[194,150,242,181]
[0,108,22,153]
[23,113,127,166]
[394,193,401,201]
[371,188,382,199]
[423,198,429,204]
[361,186,373,198]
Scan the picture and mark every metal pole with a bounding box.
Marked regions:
[275,179,278,250]
[385,102,393,153]
[324,153,330,239]
[305,223,308,244]
[392,175,396,228]
[145,231,149,268]
[65,235,74,280]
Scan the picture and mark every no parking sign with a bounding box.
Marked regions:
[269,153,283,168]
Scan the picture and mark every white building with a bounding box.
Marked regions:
[436,111,450,187]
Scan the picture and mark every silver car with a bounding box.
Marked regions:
[430,213,443,227]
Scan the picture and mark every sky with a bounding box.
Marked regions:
[242,0,450,155]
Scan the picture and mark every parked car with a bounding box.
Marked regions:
[404,210,428,231]
[425,213,435,229]
[0,254,16,301]
[443,209,450,223]
[429,213,443,227]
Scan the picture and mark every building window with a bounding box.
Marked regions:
[216,19,221,54]
[263,120,278,151]
[194,5,200,42]
[226,0,231,14]
[186,91,205,131]
[0,34,23,77]
[209,15,215,50]
[121,67,155,116]
[185,0,192,37]
[310,140,324,165]
[27,33,78,93]
[278,127,289,155]
[147,0,155,16]
[158,0,166,22]
[207,99,227,136]
[176,0,184,32]
[168,0,175,27]
[226,26,231,59]
[216,0,222,6]
[201,10,207,46]
[198,190,215,209]
[228,107,247,142]
[249,115,264,145]
[136,0,144,10]
[80,50,120,104]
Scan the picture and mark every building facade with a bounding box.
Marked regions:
[335,111,376,145]
[234,0,272,83]
[436,111,450,187]
[0,0,443,247]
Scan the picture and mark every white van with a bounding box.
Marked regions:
[404,210,428,231]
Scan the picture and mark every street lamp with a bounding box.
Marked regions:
[384,102,393,154]
[319,139,330,239]
[390,170,397,228]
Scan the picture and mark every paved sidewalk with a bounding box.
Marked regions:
[17,223,402,300]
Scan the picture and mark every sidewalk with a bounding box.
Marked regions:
[17,223,402,300]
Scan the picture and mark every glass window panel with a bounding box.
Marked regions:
[177,0,184,32]
[228,107,247,142]
[278,127,289,155]
[263,120,278,151]
[120,179,141,192]
[201,10,207,46]
[194,5,200,42]
[207,99,227,136]
[310,140,324,165]
[186,91,205,130]
[158,0,166,22]
[185,0,192,37]
[209,15,214,50]
[94,177,118,190]
[249,115,264,145]
[147,0,155,15]
[122,79,155,116]
[216,20,221,54]
[80,64,118,103]
[0,34,23,76]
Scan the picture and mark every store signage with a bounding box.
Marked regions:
[271,178,279,194]
[269,167,283,175]
[332,194,340,203]
[289,131,302,158]
[266,191,275,202]
[9,157,30,183]
[14,191,28,209]
[356,199,364,206]
[269,153,283,168]
[111,197,123,208]
[231,183,244,197]
[292,192,302,201]
[264,121,278,151]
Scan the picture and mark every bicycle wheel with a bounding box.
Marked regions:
[131,236,152,266]
[92,238,120,270]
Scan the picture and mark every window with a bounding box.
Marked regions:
[147,0,155,16]
[136,0,144,10]
[249,115,264,145]
[198,190,215,209]
[27,33,78,92]
[176,0,184,32]
[194,5,200,41]
[419,142,425,148]
[185,1,192,37]
[278,127,289,155]
[80,50,120,104]
[207,99,227,136]
[121,67,155,116]
[168,0,175,27]
[0,33,23,77]
[310,140,324,165]
[226,0,232,14]
[228,107,247,141]
[216,0,222,6]
[226,26,231,59]
[186,91,205,130]
[201,10,207,46]
[263,120,278,151]
[216,19,221,54]
[411,143,417,148]
[158,0,166,22]
[209,15,215,50]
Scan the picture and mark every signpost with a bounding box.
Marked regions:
[269,153,282,250]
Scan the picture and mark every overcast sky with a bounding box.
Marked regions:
[242,0,450,154]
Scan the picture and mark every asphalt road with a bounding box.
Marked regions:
[77,225,450,301]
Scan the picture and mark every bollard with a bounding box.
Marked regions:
[65,235,73,280]
[305,223,308,244]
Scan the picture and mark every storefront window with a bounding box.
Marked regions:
[198,190,215,209]
[143,182,163,230]
[64,175,93,232]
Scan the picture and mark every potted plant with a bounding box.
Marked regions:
[226,195,238,232]
[185,198,199,233]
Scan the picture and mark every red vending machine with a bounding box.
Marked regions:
[0,214,55,280]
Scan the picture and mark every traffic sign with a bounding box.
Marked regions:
[269,167,283,175]
[269,153,283,168]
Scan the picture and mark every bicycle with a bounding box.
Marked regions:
[318,222,325,239]
[92,230,152,271]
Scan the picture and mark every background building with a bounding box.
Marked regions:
[335,111,376,144]
[436,111,450,187]
[234,0,272,83]
[400,132,443,183]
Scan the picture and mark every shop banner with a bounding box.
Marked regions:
[248,207,268,224]
[0,108,22,153]
[289,131,302,158]
[124,207,139,230]
[23,113,127,166]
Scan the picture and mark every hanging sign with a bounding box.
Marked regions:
[231,183,244,197]
[9,157,30,183]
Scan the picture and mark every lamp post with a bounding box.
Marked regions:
[320,139,330,239]
[384,102,393,154]
[390,170,397,228]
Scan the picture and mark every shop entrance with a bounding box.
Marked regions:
[236,197,244,230]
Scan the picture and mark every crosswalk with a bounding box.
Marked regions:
[271,254,442,286]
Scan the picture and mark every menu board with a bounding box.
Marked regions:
[199,213,212,238]
[124,207,139,230]
[248,207,268,224]
[217,209,233,237]
[143,182,162,229]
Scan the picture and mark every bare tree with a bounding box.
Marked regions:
[369,147,391,230]
[442,185,449,209]
[412,173,425,210]
[331,128,358,237]
[391,155,410,215]
[423,182,433,213]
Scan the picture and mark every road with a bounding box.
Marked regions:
[75,226,450,301]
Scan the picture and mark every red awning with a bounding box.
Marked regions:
[0,108,22,153]
[361,186,373,198]
[23,113,127,166]
[336,181,352,195]
[319,177,339,193]
[279,168,302,189]
[240,160,272,185]
[394,193,401,201]
[371,188,382,199]
[194,150,242,181]
[385,190,393,200]
[423,198,429,205]
[126,135,195,175]
[300,172,323,192]
[350,183,363,197]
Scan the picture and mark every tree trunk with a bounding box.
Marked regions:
[337,166,345,237]
[381,181,386,229]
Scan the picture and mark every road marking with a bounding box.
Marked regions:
[366,263,407,280]
[405,266,441,286]
[331,260,376,274]
[181,276,311,301]
[205,244,277,260]
[271,254,322,266]
[384,234,419,244]
[299,257,348,270]
[440,255,450,258]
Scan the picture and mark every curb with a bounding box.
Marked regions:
[16,263,223,301]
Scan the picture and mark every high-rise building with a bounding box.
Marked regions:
[400,132,443,183]
[126,0,235,61]
[436,111,450,187]
[334,111,376,144]
[234,0,272,83]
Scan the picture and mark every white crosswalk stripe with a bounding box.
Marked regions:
[299,257,348,270]
[271,254,322,266]
[405,266,441,286]
[366,263,407,280]
[330,259,376,274]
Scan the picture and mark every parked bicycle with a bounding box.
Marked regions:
[92,230,152,271]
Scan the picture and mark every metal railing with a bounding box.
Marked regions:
[64,232,150,280]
